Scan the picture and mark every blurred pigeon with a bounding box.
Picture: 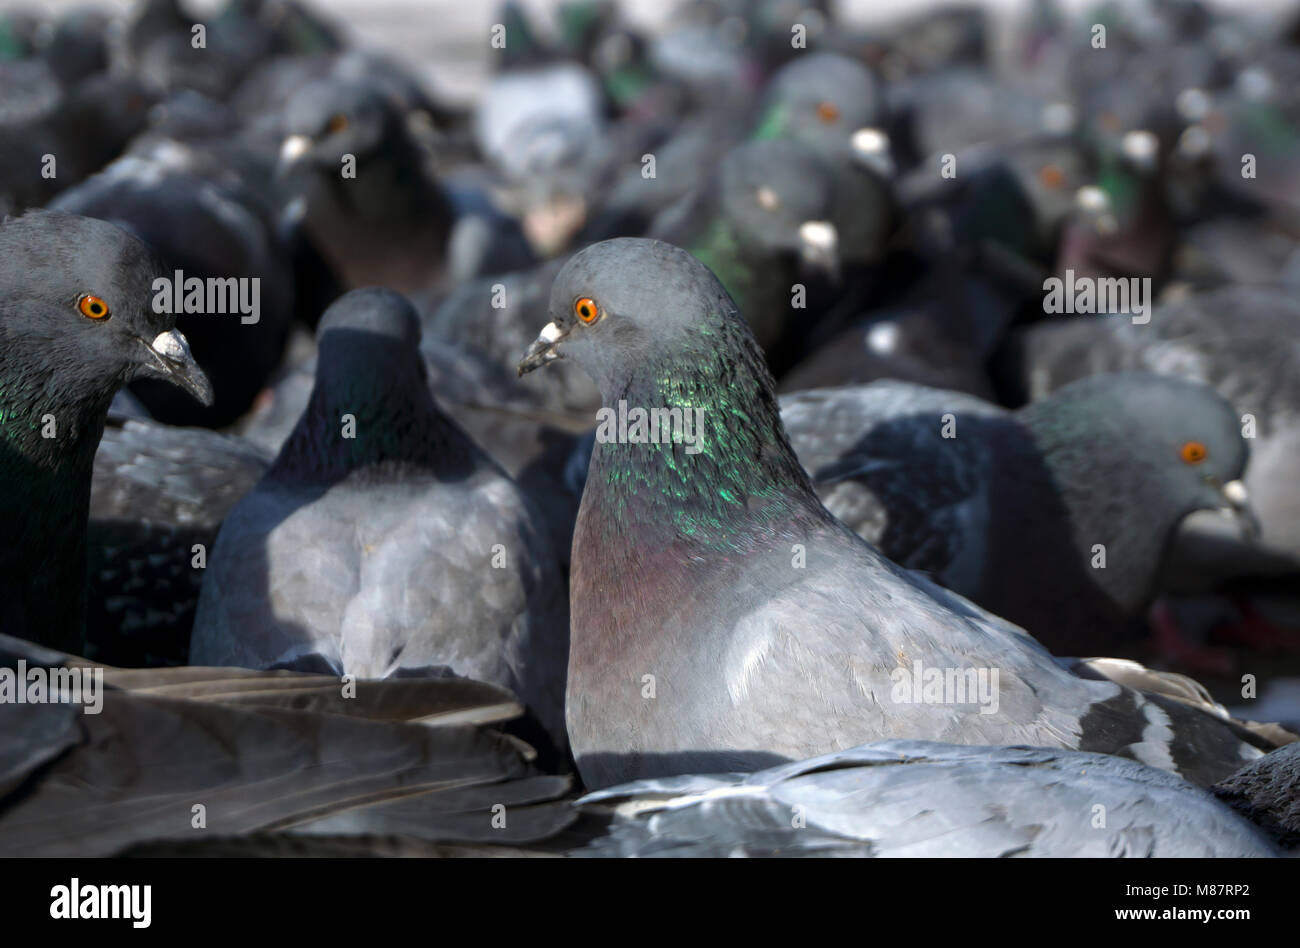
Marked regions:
[276,77,457,292]
[650,138,842,357]
[0,74,155,215]
[191,289,569,753]
[518,237,1276,790]
[576,740,1278,857]
[0,211,212,653]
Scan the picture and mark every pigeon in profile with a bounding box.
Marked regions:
[575,740,1279,858]
[49,139,299,428]
[0,211,212,654]
[1013,286,1300,559]
[779,375,1259,654]
[191,288,569,753]
[518,237,1276,790]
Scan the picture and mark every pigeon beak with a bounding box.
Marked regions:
[1219,479,1262,540]
[140,329,214,406]
[277,134,313,175]
[517,321,566,376]
[798,220,840,282]
[850,127,894,178]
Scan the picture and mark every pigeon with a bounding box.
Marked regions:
[517,237,1276,790]
[1013,286,1300,559]
[574,740,1279,858]
[191,288,569,754]
[778,375,1259,654]
[276,76,456,293]
[85,418,272,668]
[649,138,842,358]
[0,74,155,216]
[50,139,297,428]
[0,211,212,655]
[0,633,573,857]
[1212,741,1300,851]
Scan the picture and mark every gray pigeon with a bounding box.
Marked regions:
[191,288,569,752]
[0,633,572,857]
[575,740,1279,857]
[779,375,1258,654]
[517,238,1277,791]
[1014,286,1300,560]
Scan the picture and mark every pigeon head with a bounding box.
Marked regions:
[271,288,471,484]
[714,139,839,278]
[279,78,399,173]
[313,286,426,396]
[519,238,750,393]
[0,210,213,423]
[1024,372,1257,537]
[756,52,882,158]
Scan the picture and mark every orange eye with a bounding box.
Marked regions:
[326,113,349,134]
[1038,164,1065,189]
[1180,441,1208,464]
[78,295,110,320]
[816,101,840,124]
[574,297,599,324]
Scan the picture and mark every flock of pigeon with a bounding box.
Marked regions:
[1,0,1299,858]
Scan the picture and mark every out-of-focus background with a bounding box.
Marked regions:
[4,0,1295,103]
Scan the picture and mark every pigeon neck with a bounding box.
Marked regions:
[0,370,102,652]
[1017,403,1180,611]
[582,321,824,549]
[268,353,477,485]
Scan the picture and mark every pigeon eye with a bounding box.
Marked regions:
[1038,164,1066,189]
[78,295,110,320]
[326,113,349,134]
[1180,440,1208,464]
[574,297,599,324]
[816,101,840,124]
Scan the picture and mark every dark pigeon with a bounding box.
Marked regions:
[517,237,1276,790]
[191,289,569,753]
[576,740,1279,857]
[779,375,1258,654]
[276,77,456,293]
[86,419,272,668]
[0,633,573,857]
[0,211,212,654]
[0,74,155,216]
[1212,741,1300,851]
[49,139,298,427]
